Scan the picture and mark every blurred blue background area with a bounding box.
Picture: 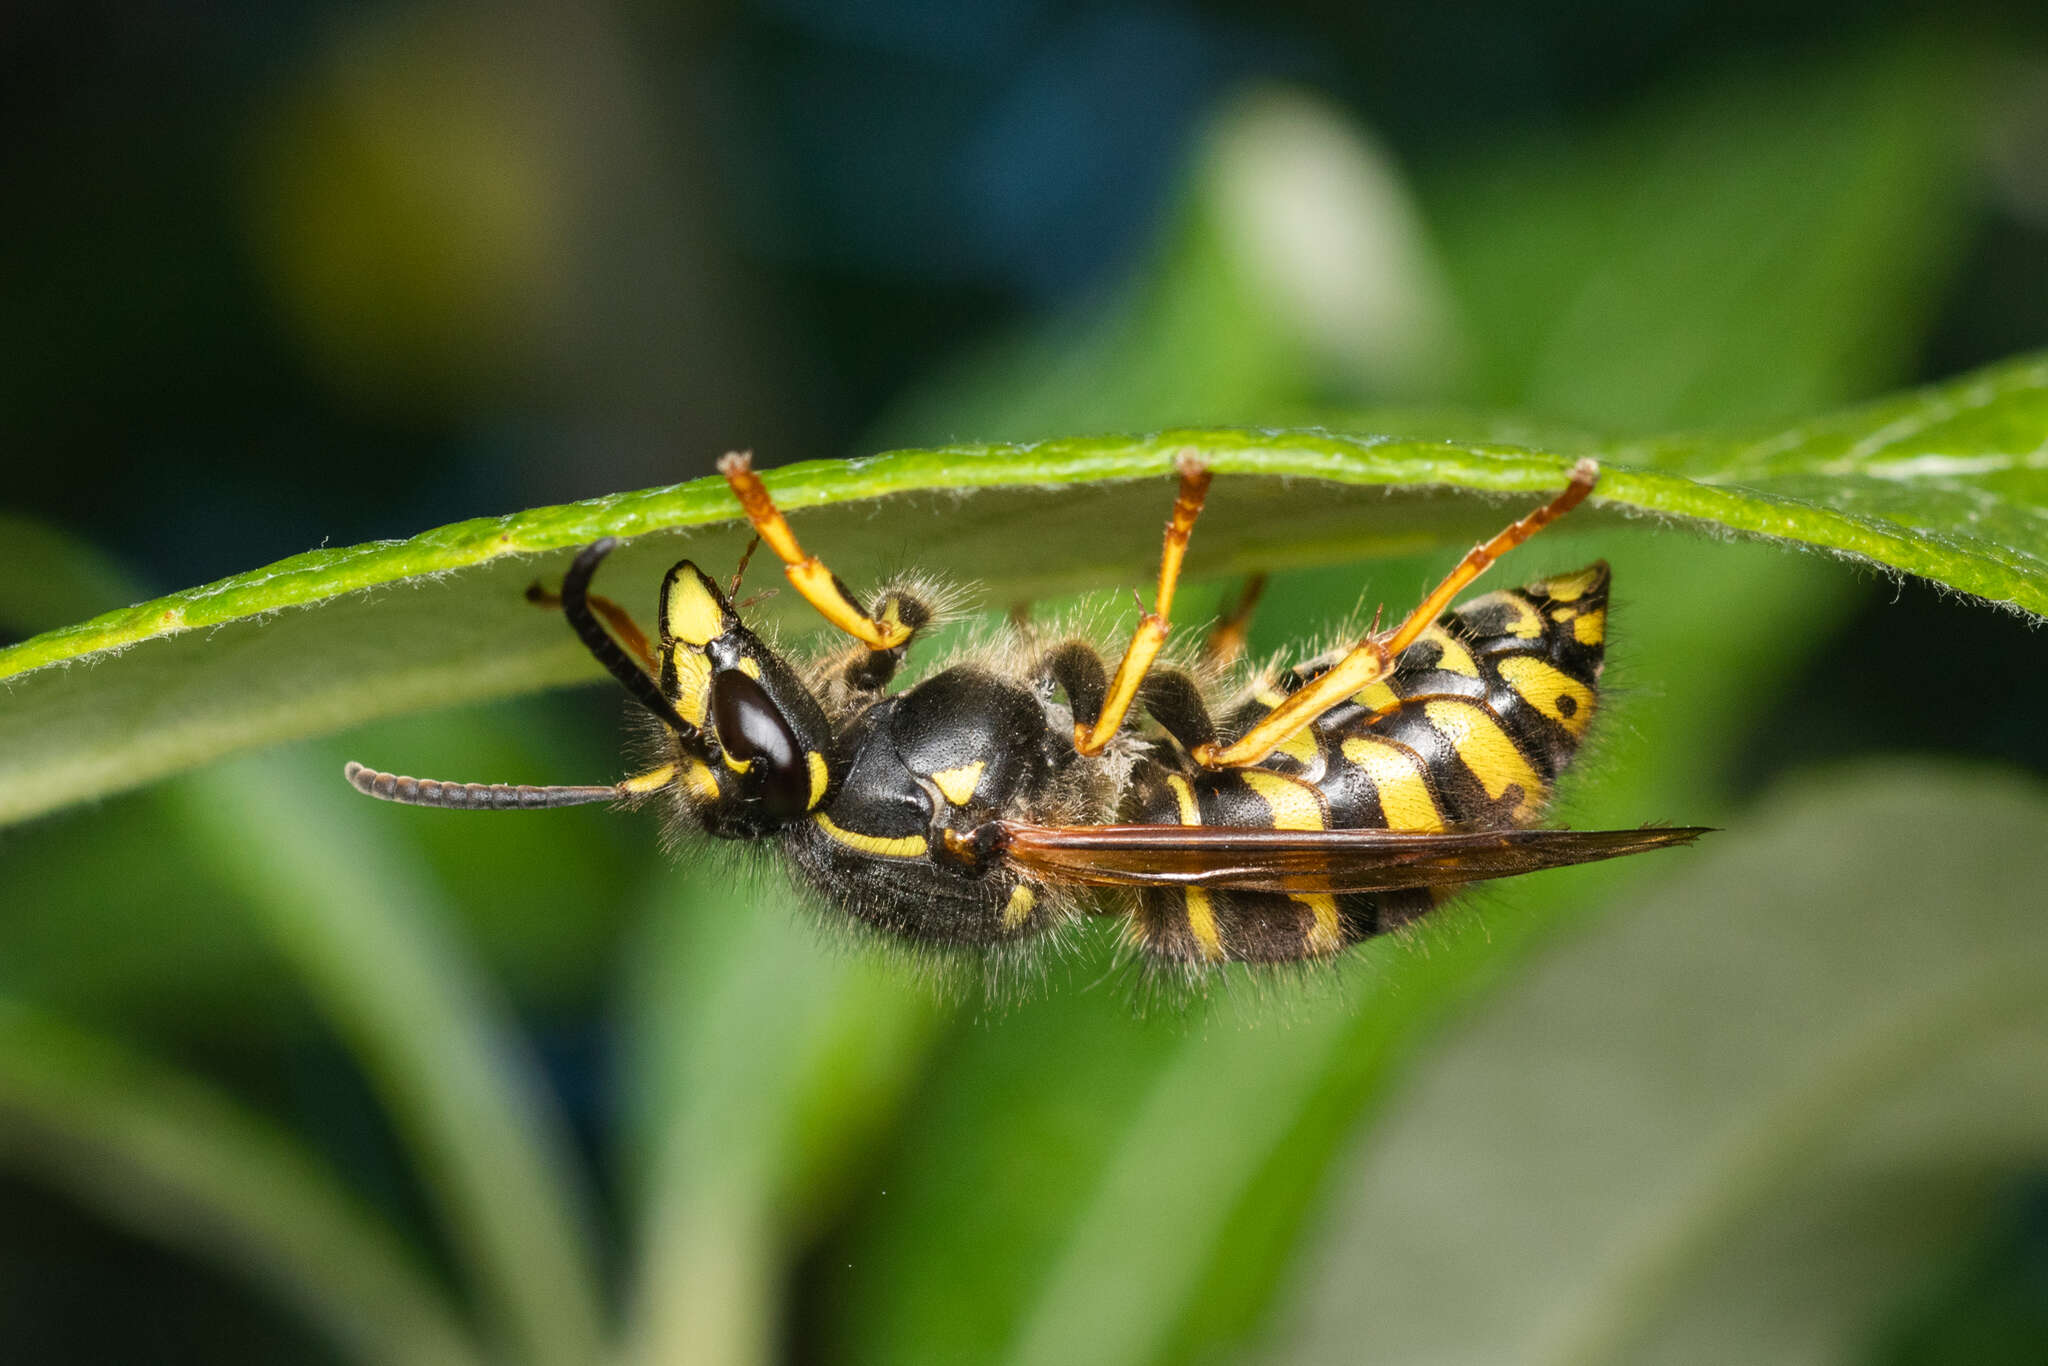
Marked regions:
[6,0,2042,588]
[5,2,2048,1363]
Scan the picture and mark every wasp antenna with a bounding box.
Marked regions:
[343,761,623,811]
[558,540,708,751]
[728,534,762,598]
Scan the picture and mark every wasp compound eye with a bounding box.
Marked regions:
[711,668,810,819]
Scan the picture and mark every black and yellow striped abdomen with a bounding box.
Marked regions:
[1132,562,1611,965]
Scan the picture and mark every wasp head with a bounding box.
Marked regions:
[659,560,834,838]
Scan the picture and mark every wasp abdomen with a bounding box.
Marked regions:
[1133,563,1610,968]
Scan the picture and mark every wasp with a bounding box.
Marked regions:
[346,453,1704,970]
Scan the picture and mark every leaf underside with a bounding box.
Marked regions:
[1,352,2043,826]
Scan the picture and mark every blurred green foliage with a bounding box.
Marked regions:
[2,13,2046,1366]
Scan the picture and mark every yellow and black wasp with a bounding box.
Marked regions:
[346,454,1704,969]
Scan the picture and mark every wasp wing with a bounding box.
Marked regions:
[994,821,1710,894]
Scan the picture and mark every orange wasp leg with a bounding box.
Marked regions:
[1201,572,1267,669]
[525,583,659,676]
[1193,458,1600,769]
[1074,452,1212,757]
[719,451,912,650]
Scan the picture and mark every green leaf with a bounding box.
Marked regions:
[172,754,609,1366]
[2,352,2044,828]
[1260,764,2048,1366]
[616,866,941,1366]
[0,1001,484,1366]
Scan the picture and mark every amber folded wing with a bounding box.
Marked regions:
[993,821,1710,894]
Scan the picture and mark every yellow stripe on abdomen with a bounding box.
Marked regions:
[1495,655,1595,738]
[1419,623,1479,677]
[1340,737,1445,832]
[1351,680,1401,714]
[1423,699,1545,818]
[1239,770,1325,831]
[1299,893,1342,955]
[1164,775,1224,962]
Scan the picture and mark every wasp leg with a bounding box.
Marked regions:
[1201,574,1267,669]
[719,451,912,650]
[1137,668,1218,755]
[816,583,941,714]
[1036,644,1217,755]
[526,581,658,676]
[1196,459,1599,768]
[1074,453,1212,756]
[1036,641,1110,735]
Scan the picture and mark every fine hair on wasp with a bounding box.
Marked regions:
[348,451,1707,994]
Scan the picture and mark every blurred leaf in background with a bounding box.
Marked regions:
[1264,766,2048,1366]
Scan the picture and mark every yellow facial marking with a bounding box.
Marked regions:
[736,656,762,680]
[1297,894,1342,956]
[806,751,829,809]
[682,760,720,801]
[1540,565,1603,602]
[618,763,679,795]
[1418,623,1479,677]
[1496,655,1596,738]
[669,648,710,726]
[1351,680,1401,714]
[1240,769,1325,831]
[1423,699,1545,817]
[1573,607,1606,646]
[929,761,986,807]
[1341,737,1444,832]
[664,571,727,647]
[814,812,927,859]
[721,749,753,775]
[1001,884,1036,931]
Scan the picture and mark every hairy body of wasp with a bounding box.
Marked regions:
[348,453,1698,973]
